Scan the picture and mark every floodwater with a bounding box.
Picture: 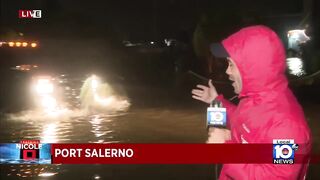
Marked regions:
[0,40,319,179]
[0,73,216,179]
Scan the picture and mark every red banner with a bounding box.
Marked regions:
[50,144,314,164]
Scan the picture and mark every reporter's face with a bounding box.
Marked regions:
[226,58,242,94]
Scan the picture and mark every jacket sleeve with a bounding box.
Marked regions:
[221,120,310,180]
[216,94,237,129]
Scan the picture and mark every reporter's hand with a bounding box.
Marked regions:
[206,128,231,144]
[192,79,218,104]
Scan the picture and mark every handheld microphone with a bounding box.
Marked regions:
[206,100,227,180]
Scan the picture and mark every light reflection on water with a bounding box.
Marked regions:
[2,164,61,178]
[41,123,58,143]
[89,115,112,142]
[3,106,130,144]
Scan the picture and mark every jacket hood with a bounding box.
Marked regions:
[222,25,288,98]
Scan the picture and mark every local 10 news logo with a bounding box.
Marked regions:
[207,106,227,127]
[273,139,299,164]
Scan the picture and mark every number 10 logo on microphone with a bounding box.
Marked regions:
[207,107,227,127]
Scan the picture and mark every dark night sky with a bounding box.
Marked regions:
[0,0,311,41]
